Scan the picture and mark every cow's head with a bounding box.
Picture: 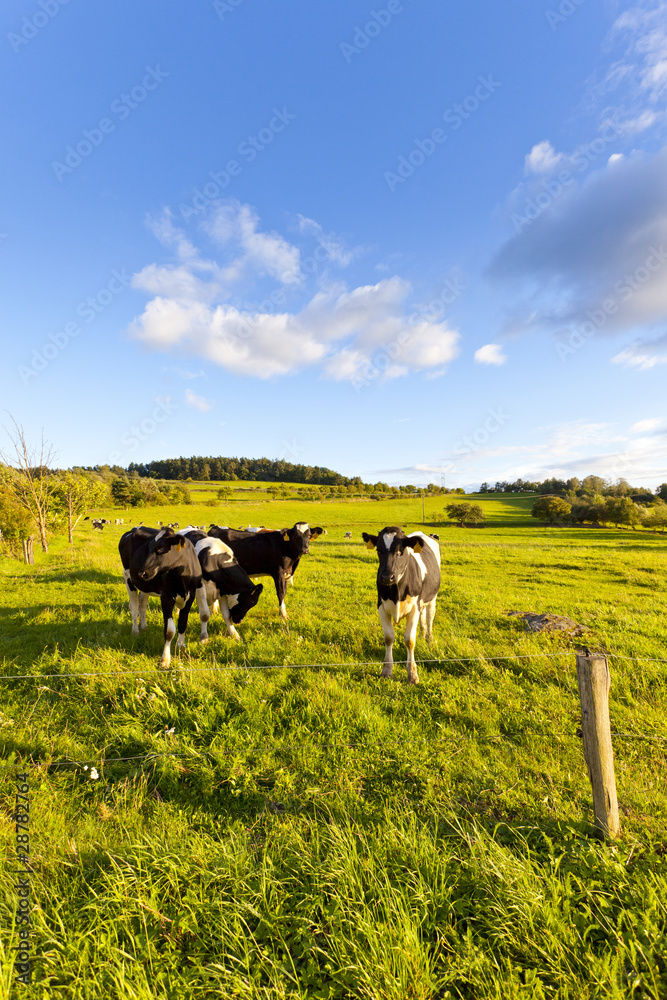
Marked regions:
[280,523,325,557]
[228,583,263,623]
[139,528,188,580]
[362,526,424,587]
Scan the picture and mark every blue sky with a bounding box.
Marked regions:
[2,0,667,488]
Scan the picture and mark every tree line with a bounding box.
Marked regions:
[532,494,667,531]
[480,475,666,504]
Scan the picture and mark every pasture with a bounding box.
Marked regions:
[0,493,666,998]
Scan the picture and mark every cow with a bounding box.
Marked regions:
[92,519,104,531]
[119,526,209,667]
[344,531,352,539]
[208,522,325,619]
[177,527,263,640]
[361,527,441,685]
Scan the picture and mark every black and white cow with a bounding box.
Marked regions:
[178,527,263,640]
[344,531,352,539]
[119,526,209,667]
[208,522,325,619]
[362,526,441,685]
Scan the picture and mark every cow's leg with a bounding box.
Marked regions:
[218,596,241,640]
[404,605,420,685]
[175,593,195,654]
[424,598,437,643]
[419,603,427,636]
[138,591,149,631]
[160,594,177,667]
[275,572,288,620]
[379,604,395,678]
[123,570,140,635]
[196,584,210,642]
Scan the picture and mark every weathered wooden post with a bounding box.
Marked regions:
[575,650,620,839]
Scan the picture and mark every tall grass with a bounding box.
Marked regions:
[0,494,665,997]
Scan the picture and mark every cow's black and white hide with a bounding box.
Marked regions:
[118,526,209,667]
[178,527,263,640]
[362,527,441,684]
[208,522,325,619]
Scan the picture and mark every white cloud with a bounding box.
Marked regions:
[611,331,667,369]
[631,417,663,432]
[204,202,301,285]
[525,140,564,175]
[297,216,358,267]
[474,343,507,366]
[185,388,213,412]
[130,213,461,382]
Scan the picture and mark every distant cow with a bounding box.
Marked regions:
[208,522,325,619]
[119,527,209,667]
[344,531,352,539]
[178,527,263,640]
[92,519,104,531]
[362,527,441,685]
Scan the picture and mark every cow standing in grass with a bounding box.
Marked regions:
[362,527,440,685]
[208,522,325,619]
[178,527,263,640]
[119,526,209,667]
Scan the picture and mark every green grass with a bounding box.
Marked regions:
[1,495,666,998]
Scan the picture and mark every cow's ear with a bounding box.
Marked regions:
[283,531,290,542]
[406,537,423,553]
[176,537,185,551]
[362,532,377,550]
[311,526,324,537]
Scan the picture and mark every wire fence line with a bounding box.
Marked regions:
[0,650,665,684]
[2,728,666,774]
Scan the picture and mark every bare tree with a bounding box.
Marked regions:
[0,417,57,553]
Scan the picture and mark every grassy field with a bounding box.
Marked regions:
[0,493,666,998]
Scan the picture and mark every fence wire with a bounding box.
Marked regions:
[2,650,664,684]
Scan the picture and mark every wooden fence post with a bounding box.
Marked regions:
[575,651,620,839]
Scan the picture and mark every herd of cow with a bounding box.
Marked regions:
[118,522,441,684]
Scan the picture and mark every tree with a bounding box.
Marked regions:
[643,499,667,532]
[0,474,35,558]
[531,496,571,524]
[656,483,667,501]
[0,419,57,553]
[445,502,485,527]
[217,487,232,504]
[581,475,605,495]
[604,496,642,529]
[53,473,109,543]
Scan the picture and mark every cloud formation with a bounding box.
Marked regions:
[474,343,507,366]
[488,145,667,340]
[185,388,214,412]
[130,203,460,382]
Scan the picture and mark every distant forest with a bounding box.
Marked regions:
[119,456,365,488]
